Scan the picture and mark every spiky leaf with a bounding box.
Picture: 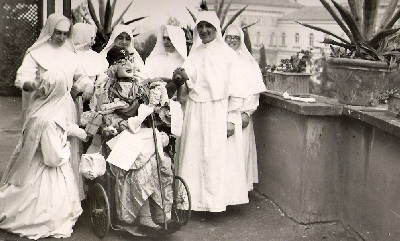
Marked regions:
[217,0,224,18]
[187,7,197,23]
[348,0,362,32]
[368,28,400,48]
[323,38,355,49]
[104,0,112,34]
[379,0,398,30]
[331,0,365,42]
[124,16,147,26]
[384,6,400,30]
[220,0,232,27]
[111,0,134,30]
[363,0,379,39]
[221,4,248,33]
[98,0,106,26]
[296,21,351,44]
[87,0,103,32]
[242,21,258,30]
[319,0,354,42]
[110,0,117,24]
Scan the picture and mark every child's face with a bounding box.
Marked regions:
[116,59,134,78]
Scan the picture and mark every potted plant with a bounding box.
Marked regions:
[297,0,400,106]
[72,0,146,52]
[377,88,400,117]
[262,49,313,95]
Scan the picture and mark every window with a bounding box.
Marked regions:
[270,32,276,45]
[281,32,286,46]
[256,32,261,45]
[295,33,299,43]
[309,33,314,46]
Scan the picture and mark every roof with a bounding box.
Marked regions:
[218,0,304,8]
[279,6,334,21]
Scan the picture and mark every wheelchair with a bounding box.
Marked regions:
[86,113,191,239]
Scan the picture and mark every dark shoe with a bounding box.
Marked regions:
[156,219,182,232]
[137,224,170,237]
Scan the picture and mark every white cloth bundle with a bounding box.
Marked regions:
[79,153,106,180]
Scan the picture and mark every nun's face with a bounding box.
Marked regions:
[197,21,216,44]
[49,28,69,47]
[225,35,240,51]
[114,32,131,48]
[163,36,176,53]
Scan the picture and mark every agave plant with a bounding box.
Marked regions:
[187,0,255,52]
[297,0,400,69]
[73,0,146,52]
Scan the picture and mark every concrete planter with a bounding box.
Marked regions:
[263,71,310,95]
[327,58,393,106]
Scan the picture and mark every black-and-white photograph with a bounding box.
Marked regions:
[0,0,399,240]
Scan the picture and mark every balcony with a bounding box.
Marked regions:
[253,92,400,240]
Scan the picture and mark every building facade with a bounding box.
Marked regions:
[211,0,400,66]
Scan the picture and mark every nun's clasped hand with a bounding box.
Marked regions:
[241,112,250,129]
[227,122,235,138]
[22,81,37,92]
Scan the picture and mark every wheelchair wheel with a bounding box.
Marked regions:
[89,183,111,239]
[171,176,191,226]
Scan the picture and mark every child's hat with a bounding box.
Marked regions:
[106,46,129,65]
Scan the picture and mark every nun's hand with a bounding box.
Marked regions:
[22,81,37,92]
[241,112,250,129]
[227,122,235,138]
[82,85,94,101]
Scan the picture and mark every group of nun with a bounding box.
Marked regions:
[0,9,265,239]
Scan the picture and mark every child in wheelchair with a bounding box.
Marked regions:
[81,46,182,236]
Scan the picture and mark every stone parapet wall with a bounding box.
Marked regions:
[253,92,400,240]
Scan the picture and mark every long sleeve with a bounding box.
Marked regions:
[227,96,244,123]
[242,94,260,116]
[73,63,93,92]
[41,122,70,167]
[15,53,38,89]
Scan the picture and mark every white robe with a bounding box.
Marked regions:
[242,94,261,190]
[15,42,91,200]
[177,26,248,211]
[0,122,82,240]
[144,52,184,79]
[223,24,267,191]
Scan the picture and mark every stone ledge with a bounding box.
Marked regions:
[261,90,400,138]
[343,105,400,138]
[260,91,343,116]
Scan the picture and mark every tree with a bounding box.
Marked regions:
[259,44,267,69]
[167,17,181,27]
[136,34,157,61]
